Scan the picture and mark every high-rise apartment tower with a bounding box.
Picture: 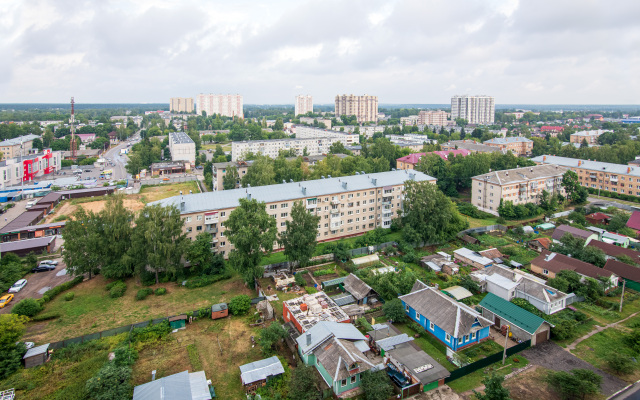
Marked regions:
[196,94,243,118]
[170,97,194,113]
[450,95,495,125]
[295,95,313,116]
[335,94,378,124]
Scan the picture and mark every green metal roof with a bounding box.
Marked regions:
[535,223,555,230]
[321,276,346,287]
[478,293,549,335]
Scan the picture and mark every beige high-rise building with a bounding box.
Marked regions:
[451,95,495,125]
[418,110,448,126]
[169,97,194,113]
[335,94,378,123]
[196,94,243,118]
[295,95,313,116]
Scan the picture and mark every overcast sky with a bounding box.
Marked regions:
[1,0,639,105]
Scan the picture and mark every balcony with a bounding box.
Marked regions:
[206,227,218,234]
[610,177,619,182]
[330,221,342,230]
[204,216,219,224]
[331,199,340,205]
[306,202,317,209]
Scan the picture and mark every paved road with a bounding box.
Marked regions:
[588,197,640,212]
[609,381,640,400]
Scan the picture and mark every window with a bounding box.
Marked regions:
[196,226,202,231]
[471,332,476,340]
[269,204,277,209]
[281,203,288,208]
[220,212,226,217]
[281,222,286,226]
[405,304,409,312]
[185,217,192,223]
[445,333,451,342]
[464,334,469,342]
[543,269,549,275]
[197,215,202,221]
[429,321,434,330]
[280,213,288,218]
[186,227,192,232]
[341,379,347,387]
[350,376,356,384]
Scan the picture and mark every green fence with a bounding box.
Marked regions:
[444,340,531,383]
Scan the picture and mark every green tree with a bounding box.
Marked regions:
[383,298,406,323]
[279,201,320,269]
[99,195,134,279]
[214,144,225,157]
[360,370,394,400]
[562,171,588,204]
[225,198,277,285]
[274,117,284,131]
[329,141,347,154]
[187,232,215,274]
[223,166,239,190]
[546,369,601,400]
[85,363,132,400]
[242,156,276,187]
[288,365,320,400]
[0,314,29,380]
[606,353,635,375]
[63,207,103,279]
[473,374,511,400]
[402,181,468,244]
[258,322,288,356]
[128,205,188,284]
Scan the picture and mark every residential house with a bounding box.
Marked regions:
[478,293,553,345]
[528,237,551,253]
[132,370,211,400]
[587,227,631,247]
[239,356,285,394]
[283,292,350,333]
[626,211,640,236]
[569,130,609,145]
[604,259,640,292]
[396,150,471,170]
[453,247,494,269]
[296,321,383,397]
[551,225,598,245]
[530,251,619,290]
[399,280,492,355]
[471,264,568,314]
[343,274,375,305]
[420,253,457,274]
[586,212,611,225]
[587,240,640,264]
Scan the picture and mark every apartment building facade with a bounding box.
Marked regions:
[334,94,378,124]
[196,94,243,118]
[168,132,196,165]
[441,140,500,154]
[450,95,495,125]
[483,137,533,157]
[232,137,346,161]
[151,170,436,257]
[295,95,313,116]
[418,110,448,126]
[532,155,640,196]
[212,160,252,191]
[294,126,359,145]
[569,130,610,145]
[0,134,40,160]
[471,165,568,215]
[169,97,194,113]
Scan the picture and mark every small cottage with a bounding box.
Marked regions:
[343,274,375,305]
[211,303,229,320]
[23,343,50,368]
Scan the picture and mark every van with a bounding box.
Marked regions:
[25,200,37,209]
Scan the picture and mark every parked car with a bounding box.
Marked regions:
[39,260,59,266]
[162,177,170,181]
[32,265,56,273]
[8,279,27,293]
[84,169,91,172]
[0,294,14,308]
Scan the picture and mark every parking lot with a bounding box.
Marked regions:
[0,256,73,314]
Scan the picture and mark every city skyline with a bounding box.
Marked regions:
[1,0,639,105]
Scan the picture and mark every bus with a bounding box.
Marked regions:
[100,169,113,179]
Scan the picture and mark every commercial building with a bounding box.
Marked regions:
[335,94,378,123]
[169,97,195,113]
[295,95,313,116]
[569,129,610,145]
[471,164,568,215]
[418,110,448,126]
[168,132,196,165]
[441,140,500,154]
[532,155,640,196]
[196,94,243,118]
[450,95,495,125]
[150,170,436,256]
[294,125,359,145]
[0,149,62,188]
[0,134,40,160]
[231,137,348,161]
[386,134,435,152]
[150,161,187,176]
[482,137,533,157]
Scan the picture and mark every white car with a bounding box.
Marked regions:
[40,260,59,266]
[8,279,27,293]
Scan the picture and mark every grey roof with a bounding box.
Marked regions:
[133,370,204,400]
[474,264,568,304]
[1,236,54,252]
[443,140,500,153]
[0,134,40,147]
[188,371,211,400]
[23,343,49,359]
[314,337,376,382]
[169,131,195,144]
[454,248,493,266]
[471,165,568,185]
[551,224,595,241]
[533,155,640,177]
[239,356,285,385]
[484,137,533,145]
[343,274,373,300]
[331,293,356,306]
[296,321,365,355]
[387,342,450,384]
[399,280,492,337]
[211,303,227,312]
[150,170,436,214]
[376,334,414,351]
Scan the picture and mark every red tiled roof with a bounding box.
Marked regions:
[627,211,640,230]
[541,126,564,132]
[430,149,471,160]
[604,259,640,282]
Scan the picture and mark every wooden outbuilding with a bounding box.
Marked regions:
[23,343,50,368]
[168,314,187,329]
[211,303,229,320]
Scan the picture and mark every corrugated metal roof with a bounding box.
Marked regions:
[188,371,211,400]
[479,293,549,334]
[442,285,473,300]
[376,333,415,351]
[454,248,493,266]
[211,303,227,312]
[533,155,640,177]
[133,370,193,400]
[296,321,365,355]
[239,356,285,385]
[321,276,346,287]
[331,293,356,306]
[23,343,49,359]
[1,236,53,252]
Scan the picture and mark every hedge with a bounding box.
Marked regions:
[184,272,232,289]
[41,276,84,303]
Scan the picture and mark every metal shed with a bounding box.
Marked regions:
[211,303,228,320]
[169,315,187,329]
[23,343,49,368]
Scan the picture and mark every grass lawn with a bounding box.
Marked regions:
[476,234,513,247]
[394,323,455,372]
[447,354,529,393]
[466,216,498,228]
[139,181,201,202]
[458,340,503,363]
[573,293,640,325]
[552,317,599,348]
[24,273,253,344]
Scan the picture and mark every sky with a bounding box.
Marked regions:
[1,0,639,105]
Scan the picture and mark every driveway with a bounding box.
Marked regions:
[521,341,627,396]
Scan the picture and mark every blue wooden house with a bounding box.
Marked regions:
[399,280,492,355]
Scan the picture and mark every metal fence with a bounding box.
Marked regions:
[444,340,531,383]
[458,225,507,237]
[349,241,397,257]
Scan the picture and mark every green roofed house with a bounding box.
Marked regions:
[478,293,553,346]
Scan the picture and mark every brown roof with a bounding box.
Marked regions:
[461,235,479,244]
[586,212,611,222]
[551,225,595,241]
[343,274,373,301]
[587,240,640,263]
[532,251,615,279]
[604,260,640,282]
[314,337,375,381]
[530,237,551,249]
[479,248,504,260]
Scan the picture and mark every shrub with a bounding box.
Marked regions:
[305,286,318,294]
[85,363,132,400]
[64,292,75,301]
[198,307,210,319]
[184,272,232,289]
[42,276,84,303]
[606,353,635,375]
[228,295,251,316]
[113,346,138,367]
[105,280,123,291]
[135,288,153,301]
[11,298,43,317]
[294,273,306,286]
[31,313,61,322]
[109,281,127,298]
[154,288,167,296]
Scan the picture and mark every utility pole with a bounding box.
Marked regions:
[620,279,626,312]
[502,325,510,365]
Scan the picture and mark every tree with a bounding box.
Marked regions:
[606,353,635,375]
[187,232,215,274]
[383,298,406,323]
[242,156,276,187]
[402,181,468,244]
[274,117,284,131]
[360,370,394,400]
[0,314,29,380]
[85,363,132,400]
[222,166,239,189]
[288,365,321,400]
[279,201,320,269]
[63,207,103,279]
[225,198,277,285]
[229,294,251,315]
[128,205,188,284]
[546,369,601,400]
[473,374,511,400]
[608,213,630,233]
[329,141,347,154]
[562,171,588,204]
[99,195,134,279]
[258,322,288,356]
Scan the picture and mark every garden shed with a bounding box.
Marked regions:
[23,343,49,368]
[169,315,187,329]
[441,285,473,301]
[211,303,229,320]
[351,254,379,267]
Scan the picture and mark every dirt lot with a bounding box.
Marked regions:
[45,198,145,222]
[502,366,564,400]
[0,256,72,314]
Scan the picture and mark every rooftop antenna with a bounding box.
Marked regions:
[70,97,77,160]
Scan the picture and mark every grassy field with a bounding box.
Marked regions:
[447,354,529,393]
[466,216,499,228]
[24,274,252,344]
[139,181,201,203]
[573,293,640,325]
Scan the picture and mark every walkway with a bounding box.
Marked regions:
[565,311,639,352]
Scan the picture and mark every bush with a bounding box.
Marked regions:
[184,272,232,289]
[64,292,75,301]
[11,298,42,317]
[294,273,306,286]
[135,288,153,301]
[85,363,132,400]
[154,288,167,296]
[113,346,138,367]
[109,281,127,298]
[305,286,318,294]
[228,295,251,316]
[31,313,61,322]
[0,344,26,380]
[606,353,635,375]
[105,280,123,291]
[42,276,84,303]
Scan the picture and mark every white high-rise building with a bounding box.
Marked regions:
[295,95,313,116]
[450,95,495,125]
[196,94,243,118]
